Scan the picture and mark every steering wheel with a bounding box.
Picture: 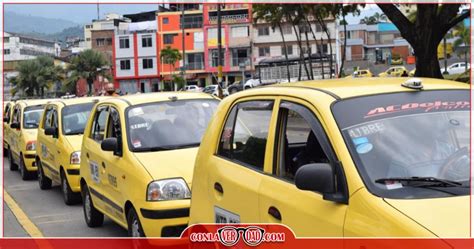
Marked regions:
[438,147,469,181]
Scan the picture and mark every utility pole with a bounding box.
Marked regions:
[181,3,187,88]
[217,3,224,98]
[96,3,100,20]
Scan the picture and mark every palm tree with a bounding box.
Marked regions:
[453,22,470,71]
[65,49,109,96]
[253,4,292,83]
[160,46,182,90]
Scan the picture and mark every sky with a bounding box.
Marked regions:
[4,3,383,25]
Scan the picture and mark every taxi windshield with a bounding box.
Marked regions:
[23,105,44,129]
[126,99,219,152]
[62,103,95,135]
[332,90,470,199]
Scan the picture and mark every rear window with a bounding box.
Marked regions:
[62,103,96,135]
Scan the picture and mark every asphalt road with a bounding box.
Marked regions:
[3,156,128,237]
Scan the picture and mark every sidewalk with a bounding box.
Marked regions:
[4,202,29,237]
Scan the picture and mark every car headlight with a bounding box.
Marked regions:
[147,178,191,201]
[26,141,36,151]
[70,151,81,164]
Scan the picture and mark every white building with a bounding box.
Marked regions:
[84,13,130,48]
[113,20,160,93]
[3,32,58,100]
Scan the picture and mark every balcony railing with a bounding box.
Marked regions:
[185,61,204,70]
[231,57,250,67]
[180,21,203,29]
[208,4,249,11]
[208,14,249,24]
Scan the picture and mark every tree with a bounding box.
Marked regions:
[452,21,470,72]
[360,12,387,24]
[10,56,64,98]
[65,49,109,95]
[160,46,182,90]
[378,4,470,78]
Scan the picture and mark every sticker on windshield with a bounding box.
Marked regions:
[202,102,210,108]
[384,182,403,190]
[130,122,148,130]
[132,139,142,148]
[352,137,373,154]
[130,107,144,116]
[348,122,385,138]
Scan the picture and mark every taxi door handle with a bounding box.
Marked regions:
[268,206,282,221]
[101,162,106,168]
[214,182,223,194]
[86,153,90,159]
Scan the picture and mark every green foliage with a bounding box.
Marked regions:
[160,46,182,66]
[360,12,388,24]
[10,56,64,97]
[65,49,109,95]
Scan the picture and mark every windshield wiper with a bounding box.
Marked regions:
[65,131,84,135]
[375,177,465,188]
[134,143,200,152]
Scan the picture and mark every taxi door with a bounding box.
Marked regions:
[38,105,59,181]
[258,98,348,237]
[10,104,22,162]
[82,104,110,213]
[99,105,127,223]
[4,103,13,148]
[206,98,278,223]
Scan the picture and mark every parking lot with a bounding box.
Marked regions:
[3,156,127,237]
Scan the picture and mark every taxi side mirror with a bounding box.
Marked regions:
[3,117,9,123]
[45,127,58,138]
[10,122,20,129]
[295,163,334,194]
[101,138,121,156]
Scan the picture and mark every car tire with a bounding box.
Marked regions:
[9,148,18,171]
[37,159,52,190]
[19,155,34,180]
[61,170,81,205]
[82,184,104,228]
[127,207,145,237]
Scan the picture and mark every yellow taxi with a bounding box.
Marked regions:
[8,99,53,180]
[409,68,416,77]
[378,66,408,77]
[36,97,102,205]
[3,101,15,156]
[189,78,470,237]
[345,69,373,78]
[79,92,219,237]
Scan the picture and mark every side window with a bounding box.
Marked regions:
[218,101,274,171]
[12,106,20,124]
[4,105,11,124]
[43,107,54,129]
[52,110,58,128]
[274,102,329,181]
[106,107,122,155]
[90,106,109,142]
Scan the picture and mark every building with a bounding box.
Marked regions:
[203,3,253,86]
[84,13,130,49]
[157,4,206,89]
[340,22,411,63]
[113,11,161,94]
[253,16,337,83]
[3,32,58,100]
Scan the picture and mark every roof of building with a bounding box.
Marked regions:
[124,10,158,22]
[4,31,56,44]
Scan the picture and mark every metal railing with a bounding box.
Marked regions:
[231,57,250,67]
[208,14,249,24]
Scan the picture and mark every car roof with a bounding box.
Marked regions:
[47,96,107,106]
[263,77,468,99]
[14,98,57,107]
[99,92,216,106]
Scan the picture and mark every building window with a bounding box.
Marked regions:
[210,50,222,67]
[142,36,152,48]
[20,49,54,56]
[281,25,292,35]
[106,38,112,45]
[163,17,169,24]
[163,34,176,44]
[85,25,93,29]
[19,37,54,48]
[119,37,130,49]
[4,49,10,55]
[3,37,10,43]
[258,26,270,36]
[231,48,249,67]
[86,38,91,41]
[316,24,323,32]
[231,26,249,38]
[142,58,153,69]
[120,60,131,70]
[96,38,105,46]
[180,14,203,29]
[281,45,292,55]
[258,47,270,57]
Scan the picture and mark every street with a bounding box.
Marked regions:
[3,156,127,237]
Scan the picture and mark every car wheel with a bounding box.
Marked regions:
[9,148,18,171]
[127,207,145,237]
[37,159,52,190]
[61,170,81,205]
[82,184,104,227]
[19,155,34,180]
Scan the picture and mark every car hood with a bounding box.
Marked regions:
[64,135,84,151]
[384,196,469,237]
[23,129,38,141]
[133,147,198,186]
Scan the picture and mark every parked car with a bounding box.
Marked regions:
[227,81,244,94]
[345,69,373,78]
[3,101,15,156]
[409,68,416,77]
[79,92,219,237]
[243,79,261,90]
[182,85,202,92]
[203,84,229,97]
[378,66,408,77]
[8,99,53,180]
[36,97,102,205]
[189,77,469,237]
[391,54,403,65]
[446,62,470,75]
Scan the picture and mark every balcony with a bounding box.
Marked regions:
[231,57,250,67]
[208,14,249,25]
[185,61,204,70]
[208,4,249,11]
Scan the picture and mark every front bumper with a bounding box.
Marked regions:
[138,200,190,237]
[65,164,81,193]
[23,151,37,171]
